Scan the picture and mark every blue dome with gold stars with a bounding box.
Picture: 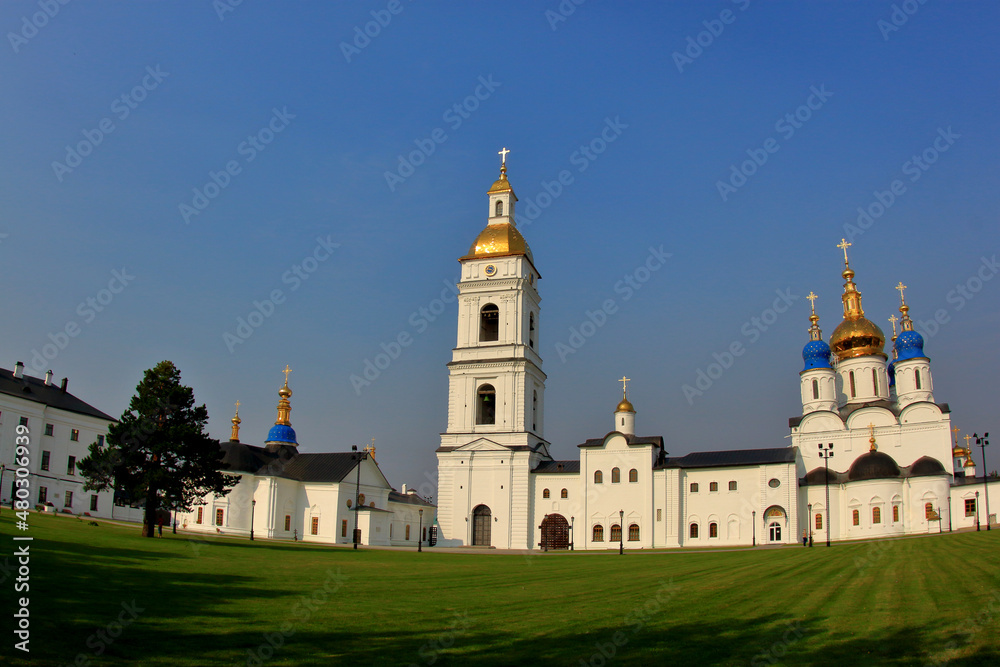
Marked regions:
[266,424,297,444]
[895,330,926,362]
[803,339,833,371]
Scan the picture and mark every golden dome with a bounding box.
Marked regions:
[487,164,516,196]
[830,317,886,360]
[461,222,533,262]
[616,397,635,413]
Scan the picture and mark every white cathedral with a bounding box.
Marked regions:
[434,154,996,550]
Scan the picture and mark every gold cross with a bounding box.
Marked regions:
[837,238,852,265]
[888,314,899,337]
[498,147,510,166]
[619,376,631,395]
[895,281,907,305]
[964,434,973,448]
[235,400,241,413]
[868,422,876,439]
[952,426,961,446]
[806,291,818,314]
[282,365,292,384]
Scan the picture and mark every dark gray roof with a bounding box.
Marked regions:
[578,433,664,449]
[273,453,361,483]
[388,490,435,507]
[789,402,951,429]
[532,460,581,474]
[657,447,797,470]
[219,441,365,483]
[0,367,115,421]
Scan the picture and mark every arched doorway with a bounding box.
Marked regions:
[540,514,570,550]
[768,522,782,542]
[472,505,492,546]
[763,505,786,543]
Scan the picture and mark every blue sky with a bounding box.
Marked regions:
[3,1,998,491]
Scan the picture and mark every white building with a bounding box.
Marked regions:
[0,362,141,521]
[178,376,436,547]
[435,156,998,550]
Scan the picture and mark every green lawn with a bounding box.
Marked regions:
[3,513,999,666]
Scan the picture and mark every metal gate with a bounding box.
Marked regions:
[540,514,570,550]
[472,505,491,546]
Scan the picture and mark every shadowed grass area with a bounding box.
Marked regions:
[3,512,999,666]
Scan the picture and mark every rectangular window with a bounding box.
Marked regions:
[38,487,47,504]
[71,429,80,441]
[67,456,76,475]
[19,416,28,427]
[65,491,73,507]
[311,517,319,535]
[44,423,54,436]
[97,434,105,447]
[690,483,699,493]
[656,509,662,522]
[341,519,348,537]
[709,482,718,492]
[215,509,224,526]
[729,481,737,491]
[815,513,823,530]
[90,495,99,512]
[965,499,976,517]
[41,451,50,471]
[852,509,860,526]
[197,507,203,524]
[284,515,291,531]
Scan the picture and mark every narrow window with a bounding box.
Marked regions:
[610,524,622,542]
[729,481,737,491]
[709,522,718,538]
[67,456,76,475]
[656,509,662,522]
[476,384,496,425]
[873,507,881,524]
[689,523,699,539]
[41,451,50,471]
[593,525,604,542]
[38,486,47,504]
[284,515,291,531]
[915,369,922,390]
[892,506,899,523]
[423,527,427,541]
[529,312,535,349]
[216,509,224,526]
[543,488,550,499]
[44,423,54,436]
[495,200,503,217]
[872,369,879,395]
[532,390,538,431]
[64,491,73,507]
[925,502,935,520]
[690,482,699,493]
[479,304,499,342]
[71,429,80,441]
[628,524,640,541]
[611,467,621,483]
[709,482,718,492]
[342,519,348,537]
[197,507,203,524]
[852,509,859,526]
[815,513,822,530]
[629,468,638,483]
[90,495,98,512]
[97,435,105,446]
[849,371,856,398]
[561,488,568,499]
[812,378,819,400]
[311,517,319,535]
[594,470,603,484]
[19,416,28,427]
[406,525,411,540]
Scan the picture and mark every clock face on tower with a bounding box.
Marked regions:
[484,264,497,277]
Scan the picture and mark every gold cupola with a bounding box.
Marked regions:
[461,149,534,263]
[829,239,886,361]
[615,376,635,413]
[265,366,297,446]
[230,400,242,442]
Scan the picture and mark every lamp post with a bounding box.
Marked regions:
[818,443,834,547]
[570,516,575,551]
[976,491,981,532]
[0,463,5,514]
[808,503,813,547]
[974,432,990,530]
[619,509,624,555]
[752,511,756,546]
[250,498,256,541]
[352,445,366,549]
[947,496,952,532]
[418,509,423,553]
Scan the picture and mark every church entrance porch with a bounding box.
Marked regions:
[764,505,787,544]
[472,505,492,546]
[539,514,570,551]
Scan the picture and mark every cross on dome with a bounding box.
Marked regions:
[888,314,899,337]
[952,426,961,446]
[619,376,631,395]
[282,365,292,384]
[498,146,510,166]
[896,281,908,306]
[837,238,852,266]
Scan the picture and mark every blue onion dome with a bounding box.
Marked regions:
[266,423,297,444]
[802,339,832,371]
[887,360,896,387]
[895,330,926,361]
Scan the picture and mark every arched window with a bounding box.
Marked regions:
[852,509,860,526]
[915,369,922,390]
[925,502,934,520]
[560,488,568,499]
[849,371,857,398]
[495,200,503,217]
[610,524,622,542]
[709,522,718,538]
[593,525,604,542]
[872,368,879,395]
[480,304,499,342]
[892,505,899,522]
[709,482,719,492]
[476,384,496,425]
[594,470,603,484]
[542,488,550,499]
[311,516,319,535]
[529,312,535,349]
[405,524,410,540]
[611,467,621,483]
[815,513,823,530]
[629,468,638,483]
[872,507,881,524]
[690,482,699,493]
[689,523,699,539]
[812,378,819,399]
[628,524,640,541]
[532,390,538,431]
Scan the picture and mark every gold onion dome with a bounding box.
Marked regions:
[616,397,635,413]
[829,241,886,360]
[487,163,516,195]
[463,223,533,261]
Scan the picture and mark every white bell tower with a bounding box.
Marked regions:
[436,149,551,549]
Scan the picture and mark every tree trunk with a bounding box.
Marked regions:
[142,484,158,538]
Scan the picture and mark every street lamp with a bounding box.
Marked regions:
[0,463,6,514]
[752,511,756,546]
[976,491,981,532]
[974,432,991,530]
[418,509,423,552]
[570,516,575,551]
[818,443,835,547]
[352,445,366,549]
[619,509,624,555]
[250,498,256,541]
[808,503,813,547]
[948,496,953,532]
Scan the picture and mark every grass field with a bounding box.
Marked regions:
[3,512,999,666]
